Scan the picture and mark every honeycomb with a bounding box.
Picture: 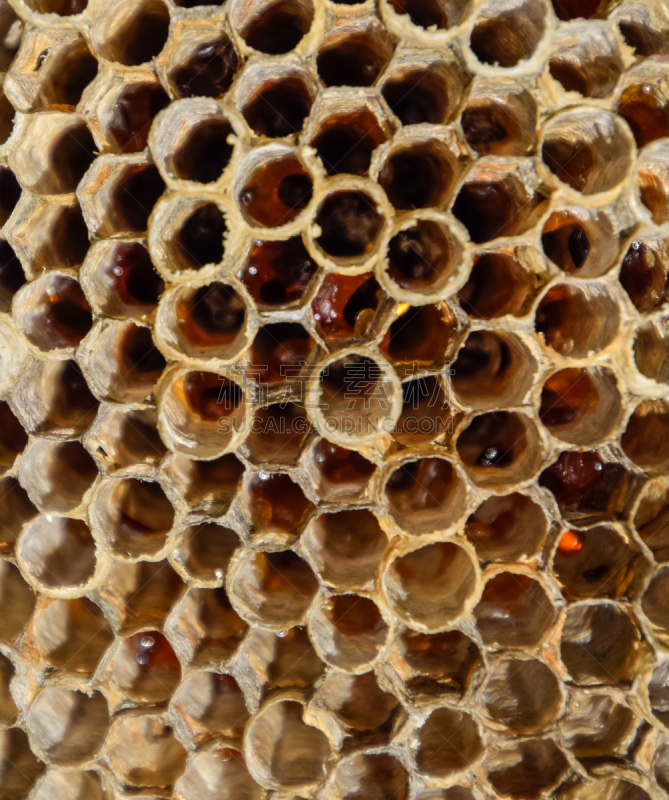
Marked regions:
[1,0,669,796]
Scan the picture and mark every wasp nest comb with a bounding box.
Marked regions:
[1,0,669,797]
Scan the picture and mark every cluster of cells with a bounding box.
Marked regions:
[1,0,669,797]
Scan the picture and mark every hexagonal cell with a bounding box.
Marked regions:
[174,747,262,800]
[459,249,545,319]
[393,628,481,699]
[635,318,669,383]
[0,728,45,799]
[244,403,311,466]
[614,0,669,55]
[381,51,466,127]
[233,0,313,54]
[552,525,639,601]
[313,188,386,265]
[309,351,400,446]
[241,471,312,544]
[172,522,239,585]
[550,25,623,101]
[4,30,97,113]
[82,240,164,319]
[303,508,387,590]
[152,100,233,183]
[91,0,170,66]
[96,559,185,633]
[12,358,98,437]
[562,779,652,800]
[456,411,543,488]
[539,366,622,446]
[306,438,374,503]
[633,477,669,561]
[163,22,239,99]
[619,237,669,312]
[392,375,453,446]
[561,691,636,761]
[169,586,248,666]
[617,60,669,148]
[242,625,323,693]
[78,155,165,238]
[172,671,248,746]
[316,670,399,737]
[105,630,181,706]
[384,456,466,535]
[539,450,633,521]
[641,566,669,642]
[88,70,169,155]
[317,20,393,88]
[462,79,538,156]
[384,542,478,630]
[483,657,562,734]
[150,195,227,275]
[240,67,314,138]
[18,516,98,594]
[474,572,557,648]
[451,158,549,243]
[386,0,472,28]
[312,272,383,341]
[19,0,88,14]
[622,400,669,469]
[542,109,634,194]
[384,217,460,298]
[414,706,482,777]
[331,752,408,800]
[637,141,669,229]
[6,194,89,274]
[650,661,669,727]
[483,739,568,800]
[549,0,604,18]
[26,688,109,766]
[163,452,244,514]
[107,714,187,789]
[561,601,640,685]
[238,150,313,228]
[0,239,26,312]
[380,304,456,373]
[29,596,113,675]
[12,114,96,195]
[158,281,250,363]
[158,369,249,459]
[19,439,97,513]
[84,403,167,474]
[535,283,620,358]
[310,593,389,671]
[541,207,622,278]
[0,167,20,229]
[240,236,318,310]
[378,133,465,212]
[470,0,546,68]
[0,653,17,727]
[465,493,548,563]
[0,401,28,475]
[311,104,391,177]
[13,273,92,352]
[229,549,318,630]
[32,770,104,800]
[0,560,36,643]
[245,699,330,790]
[91,477,175,560]
[0,478,37,555]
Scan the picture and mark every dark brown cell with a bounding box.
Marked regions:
[382,69,450,126]
[240,0,313,55]
[312,273,381,339]
[315,191,384,260]
[247,322,313,384]
[109,84,169,154]
[176,284,245,350]
[239,157,312,228]
[99,242,164,316]
[243,78,312,138]
[240,237,317,308]
[178,204,226,269]
[618,83,669,148]
[312,109,388,176]
[172,38,239,99]
[172,119,233,183]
